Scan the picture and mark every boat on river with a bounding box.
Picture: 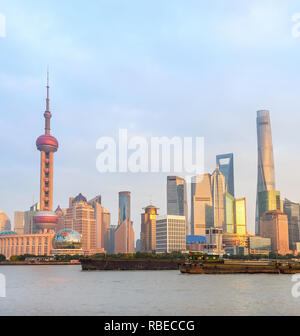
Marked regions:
[179,253,300,274]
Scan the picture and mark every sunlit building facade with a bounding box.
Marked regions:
[156,215,186,253]
[191,174,213,236]
[283,199,300,251]
[212,166,226,230]
[223,233,249,255]
[14,211,25,235]
[224,193,235,233]
[140,205,159,253]
[248,236,271,255]
[0,230,54,259]
[260,210,290,255]
[114,192,135,253]
[0,211,11,232]
[257,190,281,234]
[62,194,107,255]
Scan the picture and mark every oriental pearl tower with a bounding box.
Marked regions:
[33,71,59,232]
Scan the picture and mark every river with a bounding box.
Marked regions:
[0,265,299,315]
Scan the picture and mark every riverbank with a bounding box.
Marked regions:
[0,261,80,266]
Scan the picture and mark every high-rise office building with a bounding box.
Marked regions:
[55,206,66,232]
[224,193,235,233]
[216,153,235,196]
[24,202,41,234]
[211,166,226,230]
[156,215,186,253]
[89,196,111,253]
[191,174,213,235]
[256,110,276,235]
[260,210,290,255]
[114,192,135,253]
[106,225,117,254]
[0,210,11,232]
[33,72,59,232]
[14,211,25,235]
[283,199,300,251]
[63,193,107,254]
[167,176,189,234]
[140,205,159,253]
[257,190,281,234]
[235,198,247,235]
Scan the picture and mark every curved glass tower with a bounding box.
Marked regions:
[256,110,276,234]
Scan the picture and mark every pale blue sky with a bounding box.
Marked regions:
[1,0,300,235]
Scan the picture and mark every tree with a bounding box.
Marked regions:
[0,254,6,262]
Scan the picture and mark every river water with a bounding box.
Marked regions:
[0,265,299,316]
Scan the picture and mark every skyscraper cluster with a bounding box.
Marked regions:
[0,75,300,259]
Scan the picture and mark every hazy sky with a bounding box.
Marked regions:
[1,0,300,236]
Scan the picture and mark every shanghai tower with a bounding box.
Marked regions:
[255,110,276,234]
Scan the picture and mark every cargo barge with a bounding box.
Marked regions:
[80,258,180,271]
[179,254,300,274]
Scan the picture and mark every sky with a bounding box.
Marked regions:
[1,0,300,236]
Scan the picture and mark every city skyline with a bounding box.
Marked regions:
[1,1,300,237]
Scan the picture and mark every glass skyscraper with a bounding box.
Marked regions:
[256,110,276,235]
[225,192,235,233]
[167,176,189,234]
[216,153,235,196]
[212,166,226,230]
[257,190,281,234]
[283,199,300,250]
[224,192,247,235]
[191,174,213,235]
[119,191,131,226]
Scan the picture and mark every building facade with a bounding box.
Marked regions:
[211,166,226,230]
[186,235,206,252]
[256,110,276,234]
[0,231,54,259]
[156,215,186,253]
[223,233,249,255]
[205,228,225,255]
[114,192,135,253]
[248,236,271,255]
[191,174,213,236]
[140,205,159,253]
[257,190,281,234]
[62,194,107,255]
[0,211,11,232]
[216,153,235,196]
[14,212,25,235]
[260,210,290,255]
[283,199,300,251]
[167,176,189,234]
